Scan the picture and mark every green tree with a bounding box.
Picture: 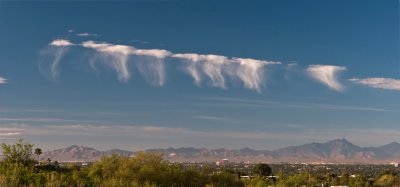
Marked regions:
[208,171,245,187]
[253,163,272,177]
[276,172,318,187]
[0,139,43,186]
[34,148,42,162]
[348,175,367,187]
[244,176,273,187]
[1,138,35,166]
[374,174,395,186]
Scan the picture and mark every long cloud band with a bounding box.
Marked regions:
[46,39,280,91]
[41,39,400,92]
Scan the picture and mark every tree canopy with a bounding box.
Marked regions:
[1,138,35,166]
[253,163,272,177]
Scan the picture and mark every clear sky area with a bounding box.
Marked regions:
[0,0,399,151]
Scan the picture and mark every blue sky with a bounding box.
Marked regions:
[0,0,399,151]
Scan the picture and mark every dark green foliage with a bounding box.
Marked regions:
[86,152,232,187]
[252,163,272,177]
[1,139,36,166]
[208,171,244,187]
[243,176,273,187]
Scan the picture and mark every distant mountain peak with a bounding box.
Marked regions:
[64,145,97,151]
[386,142,400,146]
[66,145,87,149]
[41,139,400,163]
[327,138,351,144]
[324,138,358,148]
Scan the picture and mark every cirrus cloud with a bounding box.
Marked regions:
[76,33,99,37]
[2,124,400,150]
[50,39,74,47]
[172,54,280,91]
[82,41,171,85]
[82,41,134,82]
[42,38,280,91]
[306,65,347,92]
[0,77,6,84]
[349,77,400,91]
[40,39,75,80]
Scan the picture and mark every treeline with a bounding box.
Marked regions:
[1,139,400,187]
[0,139,245,187]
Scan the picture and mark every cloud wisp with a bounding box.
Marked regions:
[193,96,398,113]
[349,78,400,91]
[82,41,171,85]
[306,65,347,91]
[2,123,400,149]
[39,39,75,80]
[0,77,6,84]
[42,39,279,91]
[172,54,229,88]
[76,33,99,37]
[82,41,134,82]
[172,54,280,91]
[50,39,74,47]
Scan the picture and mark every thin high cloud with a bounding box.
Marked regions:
[349,78,400,91]
[43,39,279,91]
[2,124,400,149]
[50,39,74,47]
[0,77,6,84]
[82,41,171,85]
[193,96,397,112]
[82,41,135,82]
[172,54,227,88]
[39,39,75,80]
[0,117,101,124]
[172,54,280,91]
[306,65,347,91]
[76,33,99,37]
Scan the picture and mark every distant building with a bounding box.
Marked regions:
[390,162,399,167]
[215,158,229,166]
[240,175,252,179]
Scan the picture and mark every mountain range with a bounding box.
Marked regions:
[40,138,400,163]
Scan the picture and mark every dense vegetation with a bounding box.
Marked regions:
[1,139,400,187]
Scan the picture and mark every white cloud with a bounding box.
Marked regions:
[0,117,100,123]
[42,39,280,91]
[82,41,133,82]
[82,41,170,85]
[0,129,21,136]
[286,63,298,69]
[0,77,6,84]
[229,58,280,92]
[194,96,397,112]
[306,65,347,91]
[133,49,171,58]
[50,39,74,47]
[172,54,279,91]
[0,126,23,137]
[76,33,98,37]
[133,49,171,86]
[349,77,400,91]
[172,53,228,88]
[135,56,167,86]
[39,39,75,80]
